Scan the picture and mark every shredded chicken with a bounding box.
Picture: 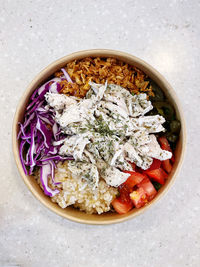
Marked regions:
[45,82,171,188]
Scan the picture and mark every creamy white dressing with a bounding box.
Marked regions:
[45,82,172,188]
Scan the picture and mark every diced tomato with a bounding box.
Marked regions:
[162,159,172,173]
[123,171,146,188]
[131,162,136,171]
[158,136,175,163]
[158,136,172,152]
[144,168,168,185]
[171,155,175,163]
[130,187,148,208]
[118,184,132,203]
[138,177,157,200]
[147,159,161,171]
[112,197,133,214]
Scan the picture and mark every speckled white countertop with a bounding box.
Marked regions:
[0,0,200,266]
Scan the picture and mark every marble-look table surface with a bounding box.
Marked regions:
[0,1,199,266]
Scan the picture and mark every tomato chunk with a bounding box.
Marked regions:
[138,177,157,200]
[130,187,147,208]
[118,184,132,203]
[158,136,175,163]
[171,154,175,163]
[144,168,168,185]
[123,171,146,188]
[158,136,172,152]
[112,197,133,214]
[147,159,161,171]
[162,159,172,173]
[131,162,136,171]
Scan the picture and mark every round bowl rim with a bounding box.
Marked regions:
[12,49,187,225]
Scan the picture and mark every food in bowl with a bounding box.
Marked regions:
[18,57,181,215]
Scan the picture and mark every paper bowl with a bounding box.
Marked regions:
[12,49,186,224]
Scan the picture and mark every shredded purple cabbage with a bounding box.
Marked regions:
[40,163,60,196]
[18,72,74,197]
